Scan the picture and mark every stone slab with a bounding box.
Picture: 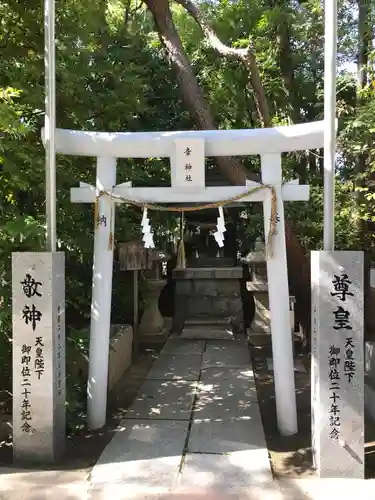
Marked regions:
[194,379,260,419]
[205,339,248,352]
[195,364,258,420]
[124,379,197,420]
[173,267,243,280]
[146,353,202,381]
[89,419,189,493]
[200,367,255,383]
[12,252,65,464]
[160,338,205,355]
[181,327,235,340]
[179,451,272,489]
[311,251,364,478]
[0,469,89,500]
[267,358,307,373]
[202,341,251,369]
[188,417,267,455]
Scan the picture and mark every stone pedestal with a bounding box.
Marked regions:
[139,279,166,337]
[250,284,271,335]
[12,252,65,464]
[244,251,271,345]
[173,267,243,339]
[311,251,364,478]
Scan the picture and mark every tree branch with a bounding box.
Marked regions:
[175,0,247,58]
[174,0,271,126]
[144,0,249,185]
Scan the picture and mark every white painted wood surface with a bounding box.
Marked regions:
[323,0,338,251]
[45,121,325,158]
[261,153,298,435]
[71,181,309,204]
[87,157,116,430]
[171,138,205,188]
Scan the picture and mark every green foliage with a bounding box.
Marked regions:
[1,0,374,413]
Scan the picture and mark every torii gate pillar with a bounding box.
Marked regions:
[87,157,116,430]
[262,153,298,435]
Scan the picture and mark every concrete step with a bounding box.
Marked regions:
[185,318,231,326]
[181,325,235,340]
[188,257,234,267]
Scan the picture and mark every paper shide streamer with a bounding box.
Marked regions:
[141,207,155,249]
[213,206,226,248]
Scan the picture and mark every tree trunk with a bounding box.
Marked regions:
[144,0,246,185]
[273,0,301,124]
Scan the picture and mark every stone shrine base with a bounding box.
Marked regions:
[173,267,244,339]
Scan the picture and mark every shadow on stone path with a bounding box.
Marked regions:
[88,335,273,499]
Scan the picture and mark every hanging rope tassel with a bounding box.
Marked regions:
[94,193,100,229]
[108,197,114,250]
[176,211,186,269]
[97,183,279,257]
[266,186,277,258]
[176,239,186,269]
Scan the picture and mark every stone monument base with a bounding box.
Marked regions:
[12,252,65,464]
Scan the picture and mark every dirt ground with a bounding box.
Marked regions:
[250,343,375,479]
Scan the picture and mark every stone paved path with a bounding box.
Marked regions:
[88,335,273,499]
[2,336,375,498]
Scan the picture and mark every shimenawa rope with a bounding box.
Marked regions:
[94,184,278,256]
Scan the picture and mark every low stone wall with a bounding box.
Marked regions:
[0,325,133,443]
[108,324,133,390]
[68,324,133,392]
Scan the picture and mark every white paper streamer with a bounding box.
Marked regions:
[141,207,155,249]
[213,231,225,247]
[215,206,226,248]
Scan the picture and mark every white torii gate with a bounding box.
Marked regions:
[51,120,324,435]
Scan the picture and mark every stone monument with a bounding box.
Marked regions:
[311,251,364,478]
[12,252,65,463]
